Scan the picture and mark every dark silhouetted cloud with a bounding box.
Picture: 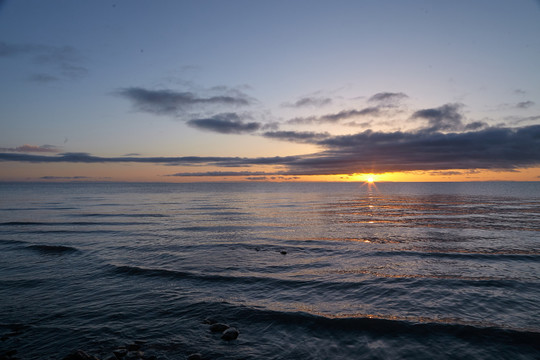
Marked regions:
[282,97,332,108]
[187,113,261,134]
[117,87,252,115]
[516,101,535,109]
[411,103,465,132]
[3,125,539,176]
[0,152,248,166]
[167,171,269,177]
[0,144,60,153]
[262,130,331,143]
[464,121,488,131]
[299,125,540,174]
[40,176,90,180]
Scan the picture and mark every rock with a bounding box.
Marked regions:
[280,250,287,255]
[202,317,217,325]
[62,350,100,360]
[209,323,229,332]
[221,327,239,341]
[112,347,128,358]
[187,353,202,360]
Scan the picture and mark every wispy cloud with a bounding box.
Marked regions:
[516,101,535,109]
[167,171,269,177]
[0,41,87,81]
[187,113,261,134]
[0,144,60,153]
[40,176,91,180]
[282,96,332,108]
[287,107,381,125]
[117,87,253,116]
[368,92,408,105]
[28,73,59,83]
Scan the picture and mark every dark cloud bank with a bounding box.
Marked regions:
[2,125,539,176]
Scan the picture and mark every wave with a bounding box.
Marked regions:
[26,244,79,255]
[0,221,151,226]
[109,264,533,293]
[190,300,540,348]
[71,213,169,218]
[109,264,324,289]
[171,225,272,232]
[0,238,27,245]
[368,250,540,261]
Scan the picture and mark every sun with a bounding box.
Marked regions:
[367,177,374,184]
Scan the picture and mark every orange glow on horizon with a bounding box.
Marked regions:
[2,162,540,182]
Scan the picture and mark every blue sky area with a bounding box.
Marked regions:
[1,0,539,181]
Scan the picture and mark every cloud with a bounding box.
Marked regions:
[0,41,87,81]
[0,144,60,153]
[287,107,381,125]
[262,130,331,143]
[297,125,540,174]
[28,73,60,83]
[3,125,540,176]
[282,97,332,108]
[0,152,247,165]
[187,113,261,134]
[505,115,540,125]
[516,101,535,109]
[368,92,408,104]
[411,103,466,132]
[40,176,91,180]
[117,87,252,116]
[168,171,270,177]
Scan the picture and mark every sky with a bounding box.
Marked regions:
[1,0,539,182]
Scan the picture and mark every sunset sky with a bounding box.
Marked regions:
[1,0,539,182]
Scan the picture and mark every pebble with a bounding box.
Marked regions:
[202,318,217,325]
[209,323,229,333]
[112,347,128,358]
[221,327,239,341]
[280,250,287,255]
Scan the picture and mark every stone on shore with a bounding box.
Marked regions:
[221,327,239,341]
[209,323,229,333]
[202,318,217,325]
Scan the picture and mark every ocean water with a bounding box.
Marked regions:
[0,181,539,360]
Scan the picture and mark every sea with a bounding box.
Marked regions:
[0,181,539,360]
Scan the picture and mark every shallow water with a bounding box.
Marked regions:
[1,182,539,359]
